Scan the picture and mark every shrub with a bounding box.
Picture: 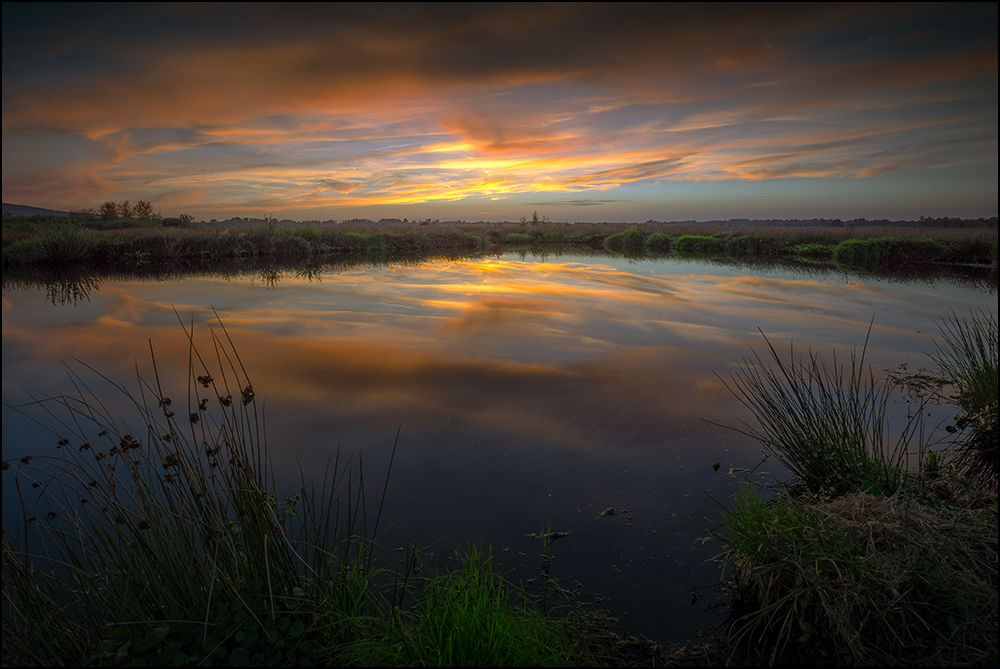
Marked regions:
[602,230,646,255]
[645,232,672,255]
[674,235,725,257]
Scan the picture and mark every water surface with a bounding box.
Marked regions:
[3,253,994,641]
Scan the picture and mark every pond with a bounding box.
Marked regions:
[2,252,995,643]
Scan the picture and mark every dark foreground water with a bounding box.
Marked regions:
[3,252,995,642]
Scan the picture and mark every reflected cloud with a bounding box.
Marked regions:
[439,298,561,338]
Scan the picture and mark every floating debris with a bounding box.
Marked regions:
[526,531,569,541]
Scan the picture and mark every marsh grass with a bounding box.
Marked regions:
[717,323,919,496]
[1,313,395,666]
[711,318,999,666]
[712,486,998,666]
[932,309,998,488]
[351,546,593,667]
[5,218,995,274]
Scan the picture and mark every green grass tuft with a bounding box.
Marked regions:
[717,323,919,496]
[932,309,998,488]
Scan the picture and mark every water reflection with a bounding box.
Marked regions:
[2,253,995,643]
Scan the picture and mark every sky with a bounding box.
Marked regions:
[2,2,997,223]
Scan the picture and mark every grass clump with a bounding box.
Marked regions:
[711,318,999,666]
[833,237,948,272]
[717,325,915,496]
[645,232,672,255]
[356,547,593,667]
[713,486,998,666]
[723,235,789,258]
[1,315,392,666]
[602,230,646,255]
[674,234,726,257]
[932,309,998,487]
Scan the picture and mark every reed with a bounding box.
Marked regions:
[1,313,393,665]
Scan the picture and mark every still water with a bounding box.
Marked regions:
[2,253,995,642]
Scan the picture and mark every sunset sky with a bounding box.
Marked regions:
[2,2,996,222]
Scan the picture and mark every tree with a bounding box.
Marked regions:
[99,201,119,220]
[133,200,160,222]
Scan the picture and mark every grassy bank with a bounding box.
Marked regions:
[711,312,998,666]
[3,214,997,275]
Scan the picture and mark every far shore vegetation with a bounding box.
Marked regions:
[2,203,997,281]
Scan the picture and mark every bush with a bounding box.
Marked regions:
[602,230,646,255]
[645,232,672,255]
[833,237,948,271]
[674,235,725,257]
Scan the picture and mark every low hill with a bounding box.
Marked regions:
[2,203,72,217]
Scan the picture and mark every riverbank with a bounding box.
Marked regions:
[3,217,997,278]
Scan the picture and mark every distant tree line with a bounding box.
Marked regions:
[80,200,195,228]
